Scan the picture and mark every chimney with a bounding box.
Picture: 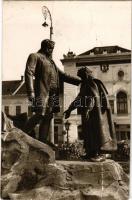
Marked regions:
[21,75,24,82]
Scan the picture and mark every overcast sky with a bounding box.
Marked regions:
[3,1,131,80]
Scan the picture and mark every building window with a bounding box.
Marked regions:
[117,91,128,114]
[127,132,130,140]
[4,106,9,115]
[109,100,114,114]
[121,132,126,140]
[100,64,109,72]
[16,106,21,115]
[28,106,32,117]
[116,131,120,141]
[77,107,82,115]
[115,124,130,141]
[118,70,124,80]
[78,125,83,140]
[116,131,128,141]
[54,126,58,144]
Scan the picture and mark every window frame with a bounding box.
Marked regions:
[16,105,21,115]
[4,106,9,115]
[117,91,128,114]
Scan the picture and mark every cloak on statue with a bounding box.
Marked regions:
[67,67,117,157]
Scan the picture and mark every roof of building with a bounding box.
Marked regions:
[2,76,63,96]
[2,77,27,96]
[78,45,131,56]
[61,45,131,65]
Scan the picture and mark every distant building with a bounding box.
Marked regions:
[61,46,131,142]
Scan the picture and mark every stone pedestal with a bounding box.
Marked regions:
[1,128,55,199]
[2,146,129,200]
[1,119,129,200]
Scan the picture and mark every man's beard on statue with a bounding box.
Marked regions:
[44,49,53,58]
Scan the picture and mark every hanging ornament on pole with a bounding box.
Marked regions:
[42,6,53,40]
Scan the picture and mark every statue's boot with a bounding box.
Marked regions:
[101,139,117,152]
[90,154,106,162]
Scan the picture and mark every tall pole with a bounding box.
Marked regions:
[42,6,53,40]
[66,130,69,147]
[65,121,70,147]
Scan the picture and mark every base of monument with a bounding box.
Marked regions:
[1,127,129,200]
[7,160,129,200]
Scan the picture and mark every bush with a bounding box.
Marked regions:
[57,141,85,160]
[113,140,130,161]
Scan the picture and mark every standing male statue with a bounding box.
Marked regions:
[24,39,81,145]
[64,67,117,161]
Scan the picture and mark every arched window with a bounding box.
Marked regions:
[118,70,124,80]
[117,91,128,114]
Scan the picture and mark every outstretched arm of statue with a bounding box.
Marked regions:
[58,68,82,86]
[25,53,37,101]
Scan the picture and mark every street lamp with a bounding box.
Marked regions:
[42,6,53,40]
[64,120,71,147]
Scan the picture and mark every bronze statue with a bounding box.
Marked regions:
[24,39,81,146]
[64,67,117,161]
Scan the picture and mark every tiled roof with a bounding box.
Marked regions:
[2,80,27,95]
[78,46,131,56]
[15,83,27,95]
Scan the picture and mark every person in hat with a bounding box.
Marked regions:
[64,67,117,161]
[24,39,81,146]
